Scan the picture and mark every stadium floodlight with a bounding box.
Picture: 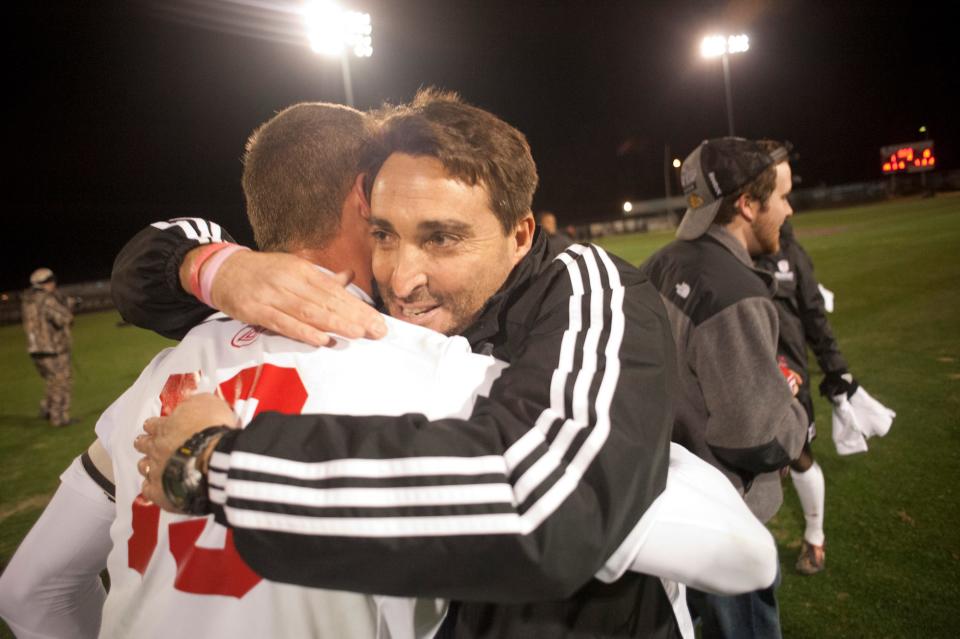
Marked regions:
[303,1,373,106]
[700,34,749,59]
[623,201,633,213]
[700,33,749,136]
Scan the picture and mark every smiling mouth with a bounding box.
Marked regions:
[398,303,441,321]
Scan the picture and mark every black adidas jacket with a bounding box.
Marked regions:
[111,219,681,638]
[754,222,848,422]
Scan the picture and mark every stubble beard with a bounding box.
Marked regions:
[382,283,485,337]
[753,208,781,255]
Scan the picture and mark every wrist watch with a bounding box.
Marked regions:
[162,425,231,515]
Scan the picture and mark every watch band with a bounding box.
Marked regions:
[162,425,232,515]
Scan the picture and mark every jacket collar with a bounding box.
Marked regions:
[704,225,777,293]
[705,225,754,268]
[460,227,550,347]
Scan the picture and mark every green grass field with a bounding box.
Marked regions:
[2,195,958,637]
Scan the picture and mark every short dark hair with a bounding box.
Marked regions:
[714,139,784,225]
[243,103,373,251]
[362,88,538,233]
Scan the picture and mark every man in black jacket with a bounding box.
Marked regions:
[642,138,808,639]
[121,90,683,637]
[755,221,857,575]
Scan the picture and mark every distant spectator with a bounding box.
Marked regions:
[536,210,574,255]
[22,268,75,427]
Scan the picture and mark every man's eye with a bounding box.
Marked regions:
[371,229,395,244]
[427,233,458,248]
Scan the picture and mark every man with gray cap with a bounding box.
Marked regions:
[642,138,808,638]
[22,268,76,427]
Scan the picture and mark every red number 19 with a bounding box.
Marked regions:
[128,365,307,598]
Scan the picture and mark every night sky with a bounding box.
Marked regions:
[4,1,954,291]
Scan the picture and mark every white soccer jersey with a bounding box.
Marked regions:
[96,311,503,639]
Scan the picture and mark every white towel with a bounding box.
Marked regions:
[831,386,895,455]
[818,284,835,313]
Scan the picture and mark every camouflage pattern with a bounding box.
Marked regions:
[32,353,72,426]
[22,288,73,355]
[23,288,74,426]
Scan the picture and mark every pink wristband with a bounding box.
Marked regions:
[187,243,231,300]
[199,244,250,308]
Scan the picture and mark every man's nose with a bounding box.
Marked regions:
[390,245,429,299]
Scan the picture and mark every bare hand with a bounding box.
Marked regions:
[134,393,238,513]
[207,250,387,347]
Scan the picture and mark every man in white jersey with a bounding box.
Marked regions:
[0,101,775,639]
[1,103,479,638]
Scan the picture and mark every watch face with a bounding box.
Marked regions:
[160,426,229,515]
[162,456,204,511]
[162,459,191,510]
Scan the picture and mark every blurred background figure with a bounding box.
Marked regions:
[536,210,574,255]
[22,268,76,427]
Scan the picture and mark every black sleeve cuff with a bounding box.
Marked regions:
[111,222,237,340]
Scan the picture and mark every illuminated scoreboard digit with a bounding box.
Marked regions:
[880,139,936,174]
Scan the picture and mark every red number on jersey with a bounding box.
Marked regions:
[128,365,307,598]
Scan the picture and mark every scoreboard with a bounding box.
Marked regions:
[881,140,935,174]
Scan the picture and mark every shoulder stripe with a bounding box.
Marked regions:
[150,217,221,244]
[216,451,507,480]
[222,480,517,509]
[224,507,523,537]
[516,245,624,531]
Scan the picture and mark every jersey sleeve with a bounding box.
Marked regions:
[209,244,675,603]
[600,443,777,595]
[111,218,235,340]
[788,239,849,375]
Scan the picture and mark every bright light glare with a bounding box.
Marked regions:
[701,35,727,58]
[623,201,633,213]
[727,34,749,54]
[304,1,372,58]
[672,158,681,168]
[701,34,749,58]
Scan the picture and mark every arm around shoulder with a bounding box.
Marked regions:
[111,219,235,340]
[207,247,675,602]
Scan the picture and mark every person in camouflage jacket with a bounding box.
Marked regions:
[22,268,74,427]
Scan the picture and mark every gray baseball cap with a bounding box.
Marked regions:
[676,137,789,240]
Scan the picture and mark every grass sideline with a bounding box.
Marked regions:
[1,196,958,637]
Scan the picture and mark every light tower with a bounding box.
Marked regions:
[700,34,749,136]
[303,1,373,107]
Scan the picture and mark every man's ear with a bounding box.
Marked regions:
[511,213,536,263]
[353,173,371,220]
[736,193,758,223]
